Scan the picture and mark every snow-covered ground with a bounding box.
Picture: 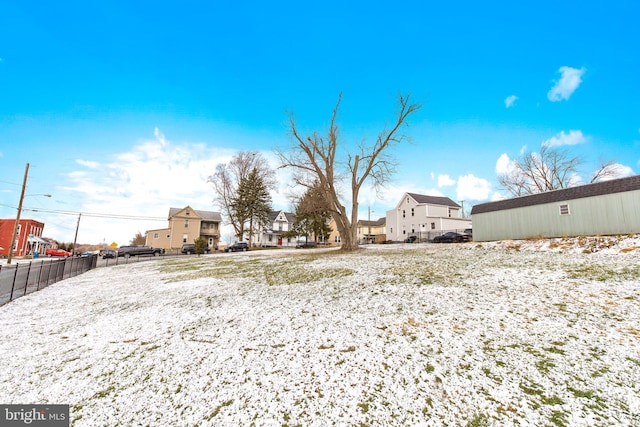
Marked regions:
[0,236,639,426]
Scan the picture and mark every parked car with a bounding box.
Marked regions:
[224,242,249,252]
[432,232,470,243]
[117,245,164,258]
[46,248,72,257]
[181,244,210,255]
[101,249,117,259]
[404,236,417,243]
[295,241,316,249]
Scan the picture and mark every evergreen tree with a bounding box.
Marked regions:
[231,167,272,245]
[293,181,332,243]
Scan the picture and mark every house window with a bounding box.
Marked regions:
[279,222,283,231]
[406,197,409,203]
[411,208,414,217]
[411,225,415,233]
[154,233,159,239]
[402,210,405,218]
[390,227,393,234]
[268,234,273,242]
[184,220,189,228]
[431,222,435,230]
[182,234,188,243]
[559,204,570,215]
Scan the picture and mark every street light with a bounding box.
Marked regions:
[6,163,52,265]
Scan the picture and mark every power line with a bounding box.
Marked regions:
[0,204,165,221]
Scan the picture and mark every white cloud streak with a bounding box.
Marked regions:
[542,130,587,148]
[547,66,586,102]
[504,95,518,108]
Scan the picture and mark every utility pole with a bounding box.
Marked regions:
[459,200,465,218]
[368,206,371,244]
[7,163,29,265]
[72,213,82,255]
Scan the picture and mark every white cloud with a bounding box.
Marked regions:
[76,159,100,169]
[504,95,518,108]
[542,130,587,147]
[547,66,586,102]
[456,174,492,201]
[437,174,456,187]
[490,192,506,202]
[495,153,512,175]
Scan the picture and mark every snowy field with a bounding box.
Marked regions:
[0,236,639,426]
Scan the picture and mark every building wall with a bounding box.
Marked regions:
[472,190,640,242]
[0,219,45,257]
[386,207,471,241]
[145,207,221,250]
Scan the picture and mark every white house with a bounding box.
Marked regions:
[386,193,472,242]
[251,210,298,248]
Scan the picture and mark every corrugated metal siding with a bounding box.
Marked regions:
[472,190,640,241]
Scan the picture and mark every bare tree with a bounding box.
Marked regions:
[278,93,421,251]
[499,145,622,197]
[208,151,276,240]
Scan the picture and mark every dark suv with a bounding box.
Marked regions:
[181,244,210,255]
[225,242,249,252]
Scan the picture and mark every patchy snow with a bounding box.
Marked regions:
[0,236,639,426]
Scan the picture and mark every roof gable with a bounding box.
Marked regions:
[471,175,640,215]
[168,206,222,222]
[405,193,461,208]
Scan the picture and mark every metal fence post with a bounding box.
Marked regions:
[23,261,33,296]
[36,260,45,291]
[9,264,19,302]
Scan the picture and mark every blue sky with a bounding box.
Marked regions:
[1,1,638,245]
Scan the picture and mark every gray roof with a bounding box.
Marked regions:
[359,218,386,227]
[168,207,222,222]
[471,175,640,215]
[407,193,461,208]
[269,210,295,223]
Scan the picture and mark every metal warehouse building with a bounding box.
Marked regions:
[470,175,640,242]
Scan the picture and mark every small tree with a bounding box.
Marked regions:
[194,237,208,256]
[293,181,332,243]
[130,231,145,245]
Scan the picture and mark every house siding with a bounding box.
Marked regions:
[386,192,471,241]
[472,188,640,242]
